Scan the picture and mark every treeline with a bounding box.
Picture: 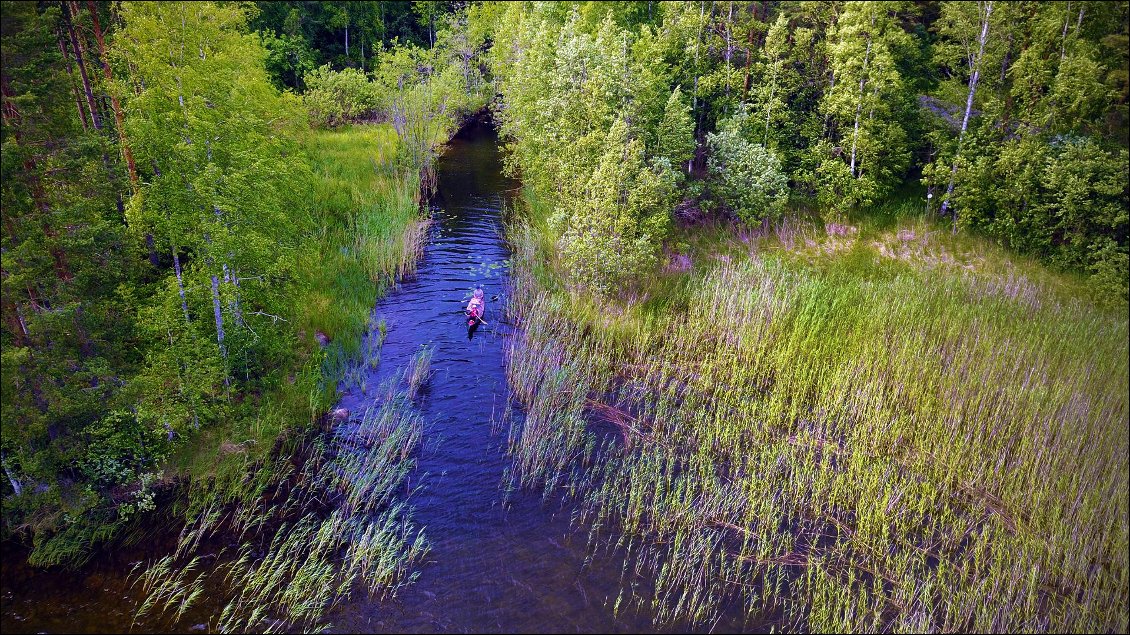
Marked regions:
[251,1,456,91]
[0,1,471,567]
[483,1,1128,301]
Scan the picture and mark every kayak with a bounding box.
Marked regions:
[466,306,485,339]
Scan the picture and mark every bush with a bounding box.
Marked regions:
[302,65,379,128]
[556,119,675,299]
[707,109,789,225]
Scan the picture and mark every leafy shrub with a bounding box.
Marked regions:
[303,65,379,128]
[707,108,790,226]
[953,133,1129,303]
[555,119,675,298]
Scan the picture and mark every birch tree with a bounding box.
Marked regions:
[817,0,913,210]
[114,1,308,432]
[936,1,996,230]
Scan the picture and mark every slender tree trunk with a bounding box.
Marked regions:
[224,264,243,327]
[173,249,190,323]
[724,2,733,102]
[690,0,706,166]
[741,17,754,102]
[56,26,90,131]
[61,0,102,131]
[211,273,226,360]
[2,456,22,497]
[941,2,993,228]
[1,288,29,348]
[146,233,160,267]
[1059,2,1072,63]
[87,0,138,189]
[345,24,349,60]
[763,46,781,142]
[849,38,871,179]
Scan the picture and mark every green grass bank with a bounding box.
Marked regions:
[129,124,433,632]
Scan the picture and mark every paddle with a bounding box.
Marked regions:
[456,309,488,326]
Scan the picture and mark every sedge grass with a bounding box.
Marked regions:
[132,361,430,633]
[503,202,1130,632]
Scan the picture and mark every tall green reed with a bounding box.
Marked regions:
[504,211,1129,632]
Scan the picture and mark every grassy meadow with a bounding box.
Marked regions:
[297,124,430,416]
[504,194,1130,632]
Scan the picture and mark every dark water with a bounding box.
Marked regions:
[326,120,659,633]
[0,121,668,634]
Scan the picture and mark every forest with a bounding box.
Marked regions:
[2,1,1127,633]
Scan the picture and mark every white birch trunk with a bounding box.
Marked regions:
[941,2,993,224]
[3,456,22,496]
[849,38,871,179]
[173,249,190,323]
[211,273,226,360]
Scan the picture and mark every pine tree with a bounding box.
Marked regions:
[656,85,696,172]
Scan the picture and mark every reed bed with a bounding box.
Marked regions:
[132,354,432,633]
[503,216,1129,632]
[299,124,429,363]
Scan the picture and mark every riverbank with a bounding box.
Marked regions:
[503,192,1130,632]
[2,122,435,633]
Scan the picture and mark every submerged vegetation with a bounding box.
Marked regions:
[133,348,433,633]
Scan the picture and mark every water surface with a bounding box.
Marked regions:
[327,119,657,633]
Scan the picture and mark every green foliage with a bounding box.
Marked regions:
[2,0,452,570]
[706,108,789,225]
[555,118,675,297]
[114,0,312,438]
[249,0,445,85]
[655,85,695,171]
[78,411,165,489]
[817,1,915,210]
[259,28,316,91]
[303,64,379,128]
[1,0,146,558]
[489,7,683,299]
[952,134,1129,300]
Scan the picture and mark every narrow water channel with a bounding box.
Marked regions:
[326,119,658,633]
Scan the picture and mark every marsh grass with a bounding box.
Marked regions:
[132,358,430,633]
[298,125,428,361]
[504,200,1129,632]
[405,345,434,401]
[129,125,444,633]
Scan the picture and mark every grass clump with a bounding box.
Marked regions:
[504,199,1129,632]
[132,366,429,634]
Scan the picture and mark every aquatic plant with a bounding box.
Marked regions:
[503,208,1130,632]
[405,345,435,401]
[133,374,428,633]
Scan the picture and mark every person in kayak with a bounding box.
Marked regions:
[465,284,486,339]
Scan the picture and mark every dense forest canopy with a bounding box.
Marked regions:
[1,1,1128,632]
